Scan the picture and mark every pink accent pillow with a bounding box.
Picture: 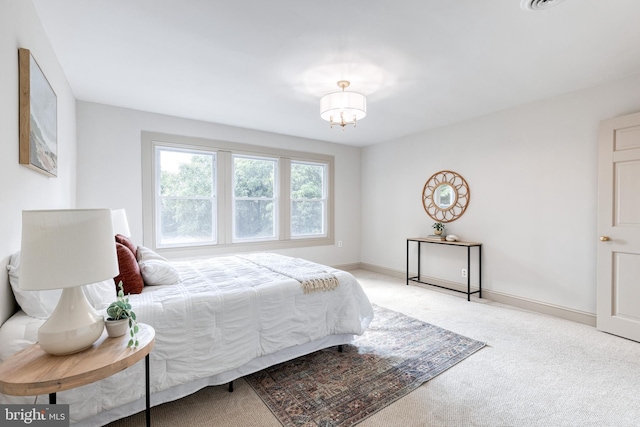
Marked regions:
[114,242,144,294]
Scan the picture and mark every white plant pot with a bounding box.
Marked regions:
[105,318,129,338]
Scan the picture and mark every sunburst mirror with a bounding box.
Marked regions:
[422,170,470,223]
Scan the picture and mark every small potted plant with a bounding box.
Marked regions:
[105,281,139,348]
[432,222,445,235]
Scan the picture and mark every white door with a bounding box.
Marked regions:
[597,111,640,342]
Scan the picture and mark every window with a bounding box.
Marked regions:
[142,132,334,256]
[156,147,216,247]
[233,155,278,241]
[291,161,327,237]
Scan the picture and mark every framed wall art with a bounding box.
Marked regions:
[19,48,57,177]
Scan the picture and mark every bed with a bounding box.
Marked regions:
[0,250,374,426]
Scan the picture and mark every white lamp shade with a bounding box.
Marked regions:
[320,91,367,123]
[111,208,131,237]
[20,209,119,291]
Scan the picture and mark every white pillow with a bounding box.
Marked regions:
[7,251,117,319]
[136,245,169,262]
[82,278,117,311]
[136,246,181,286]
[8,252,61,319]
[0,311,44,362]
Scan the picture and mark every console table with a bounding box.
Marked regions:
[0,323,155,427]
[406,237,482,301]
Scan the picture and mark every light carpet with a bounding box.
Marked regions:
[106,269,640,427]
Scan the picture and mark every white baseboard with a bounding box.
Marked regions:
[357,263,596,327]
[358,263,406,278]
[333,262,362,272]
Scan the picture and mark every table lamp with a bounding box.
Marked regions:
[111,208,131,237]
[20,209,119,355]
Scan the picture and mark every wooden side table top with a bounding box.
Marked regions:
[0,323,155,397]
[407,237,482,247]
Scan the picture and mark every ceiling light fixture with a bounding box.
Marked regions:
[320,80,366,130]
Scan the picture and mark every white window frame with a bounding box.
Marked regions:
[290,160,328,239]
[141,132,334,258]
[232,154,279,243]
[155,146,217,248]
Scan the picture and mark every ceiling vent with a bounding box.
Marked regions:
[520,0,566,11]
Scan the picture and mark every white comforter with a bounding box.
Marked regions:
[0,254,373,426]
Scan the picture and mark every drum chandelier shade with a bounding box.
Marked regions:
[20,209,119,355]
[320,80,366,129]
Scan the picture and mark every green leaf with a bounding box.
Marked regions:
[128,339,134,347]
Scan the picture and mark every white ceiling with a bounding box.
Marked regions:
[32,0,640,147]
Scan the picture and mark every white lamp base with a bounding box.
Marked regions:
[38,286,105,355]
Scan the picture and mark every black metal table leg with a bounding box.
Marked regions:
[406,239,410,285]
[479,245,482,298]
[467,246,471,301]
[417,241,421,280]
[49,393,56,404]
[145,354,150,427]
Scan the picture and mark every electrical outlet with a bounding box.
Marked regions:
[338,240,343,248]
[461,268,468,278]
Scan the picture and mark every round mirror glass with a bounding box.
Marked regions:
[433,184,457,209]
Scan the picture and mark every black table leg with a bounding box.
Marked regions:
[145,354,151,427]
[406,239,409,285]
[479,245,482,298]
[417,241,421,280]
[49,393,56,404]
[467,246,471,301]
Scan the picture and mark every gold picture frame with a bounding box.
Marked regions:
[19,48,57,177]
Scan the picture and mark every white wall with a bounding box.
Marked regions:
[0,0,77,323]
[361,74,640,315]
[76,101,361,267]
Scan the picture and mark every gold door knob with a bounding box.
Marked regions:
[600,236,610,241]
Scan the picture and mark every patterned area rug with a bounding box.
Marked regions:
[246,304,485,426]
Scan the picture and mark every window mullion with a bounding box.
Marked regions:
[281,158,291,240]
[218,150,232,245]
[153,145,162,249]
